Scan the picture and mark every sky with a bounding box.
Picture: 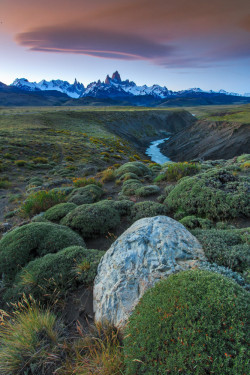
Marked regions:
[1,0,250,94]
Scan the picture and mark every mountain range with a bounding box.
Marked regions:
[10,71,249,99]
[1,71,250,106]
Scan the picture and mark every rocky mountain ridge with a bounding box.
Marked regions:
[10,71,245,99]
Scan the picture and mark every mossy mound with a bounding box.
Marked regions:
[4,246,104,304]
[61,200,120,238]
[124,270,249,375]
[165,168,250,220]
[180,215,212,230]
[120,179,142,196]
[130,201,169,222]
[115,162,151,178]
[113,200,135,216]
[193,228,250,278]
[135,185,160,197]
[68,184,103,205]
[0,222,85,283]
[118,172,140,181]
[44,202,77,222]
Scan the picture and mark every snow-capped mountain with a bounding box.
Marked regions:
[11,71,246,100]
[12,78,85,98]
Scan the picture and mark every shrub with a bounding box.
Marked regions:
[0,297,63,375]
[32,156,48,164]
[5,246,104,304]
[14,160,28,167]
[0,177,11,189]
[62,322,124,375]
[158,162,200,182]
[73,177,102,188]
[68,184,103,205]
[124,270,249,375]
[165,168,250,220]
[130,201,169,222]
[21,189,67,217]
[44,202,77,222]
[115,162,151,178]
[237,154,250,163]
[0,222,85,283]
[135,185,160,197]
[61,200,120,238]
[119,172,140,181]
[28,177,43,186]
[192,229,250,277]
[120,179,142,196]
[180,215,212,230]
[98,168,116,183]
[114,200,135,216]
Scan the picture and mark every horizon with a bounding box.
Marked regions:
[1,0,250,94]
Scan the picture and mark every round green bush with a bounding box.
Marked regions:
[61,200,120,238]
[119,172,140,181]
[192,228,250,278]
[121,179,142,196]
[180,215,212,230]
[114,200,135,216]
[4,246,104,304]
[0,222,85,283]
[115,162,151,178]
[165,168,250,220]
[124,270,249,375]
[130,201,169,222]
[44,202,77,222]
[135,185,160,197]
[68,184,103,205]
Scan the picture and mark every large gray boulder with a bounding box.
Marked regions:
[93,216,205,327]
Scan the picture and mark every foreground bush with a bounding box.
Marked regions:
[61,200,120,238]
[68,184,103,205]
[130,201,169,222]
[5,246,104,304]
[193,228,250,278]
[21,189,67,217]
[0,297,63,375]
[124,270,249,375]
[0,222,85,283]
[165,168,250,220]
[115,162,151,178]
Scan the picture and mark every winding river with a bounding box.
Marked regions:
[145,138,171,164]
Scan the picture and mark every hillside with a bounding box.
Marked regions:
[0,105,249,375]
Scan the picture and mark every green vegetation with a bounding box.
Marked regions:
[180,215,212,230]
[73,177,102,188]
[155,161,200,182]
[124,270,249,375]
[68,184,104,205]
[0,222,85,283]
[130,201,169,222]
[165,168,250,220]
[21,189,67,217]
[135,184,160,197]
[61,200,120,238]
[192,229,250,279]
[0,297,63,375]
[44,202,77,222]
[5,246,104,304]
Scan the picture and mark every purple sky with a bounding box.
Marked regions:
[1,0,250,93]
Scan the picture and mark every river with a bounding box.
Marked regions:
[145,138,171,165]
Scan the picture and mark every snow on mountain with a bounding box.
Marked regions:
[11,78,85,98]
[11,72,245,99]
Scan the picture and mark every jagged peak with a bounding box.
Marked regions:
[111,71,121,82]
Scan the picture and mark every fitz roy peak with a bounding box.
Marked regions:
[11,71,242,99]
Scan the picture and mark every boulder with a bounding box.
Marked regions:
[93,216,205,327]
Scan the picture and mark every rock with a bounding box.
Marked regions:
[93,216,205,327]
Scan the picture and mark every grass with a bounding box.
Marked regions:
[0,295,63,375]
